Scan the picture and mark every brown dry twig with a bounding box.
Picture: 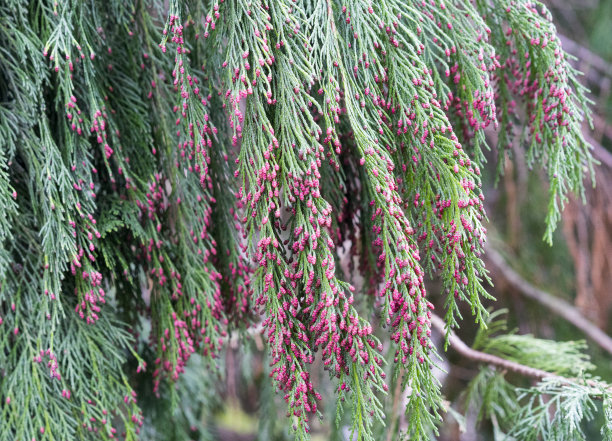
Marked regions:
[430,314,612,396]
[430,314,554,381]
[484,246,612,356]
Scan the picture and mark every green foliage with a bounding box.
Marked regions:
[473,309,594,376]
[475,0,595,243]
[465,368,612,441]
[603,394,612,441]
[464,367,519,436]
[139,354,220,441]
[461,310,612,441]
[511,378,601,441]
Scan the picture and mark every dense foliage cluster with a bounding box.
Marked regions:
[0,0,604,440]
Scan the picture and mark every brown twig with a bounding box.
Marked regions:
[559,34,612,77]
[385,368,406,441]
[430,314,555,381]
[431,314,612,395]
[485,246,612,357]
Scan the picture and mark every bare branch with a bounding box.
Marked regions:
[430,314,555,381]
[559,34,612,77]
[431,314,612,396]
[485,246,612,357]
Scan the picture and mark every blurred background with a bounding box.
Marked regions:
[440,1,612,439]
[139,2,612,440]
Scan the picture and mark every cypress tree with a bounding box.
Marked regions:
[0,1,607,440]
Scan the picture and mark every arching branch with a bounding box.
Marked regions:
[485,246,612,357]
[430,314,555,381]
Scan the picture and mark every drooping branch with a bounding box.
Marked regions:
[0,1,605,439]
[485,246,612,356]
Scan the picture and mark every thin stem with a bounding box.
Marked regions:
[485,245,612,357]
[431,313,612,397]
[430,314,554,381]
